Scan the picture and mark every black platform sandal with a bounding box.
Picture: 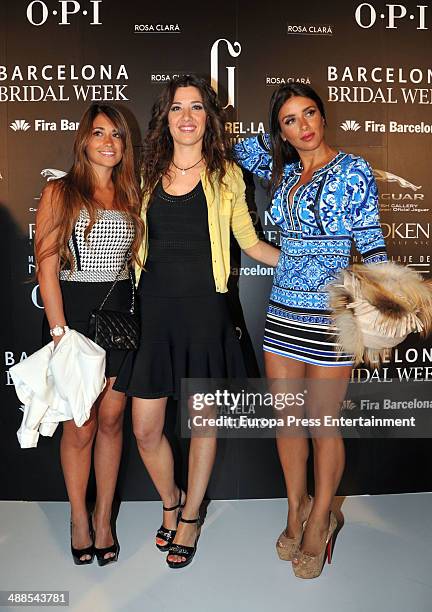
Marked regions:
[70,516,94,565]
[94,541,119,566]
[93,516,119,567]
[156,489,185,552]
[166,516,201,569]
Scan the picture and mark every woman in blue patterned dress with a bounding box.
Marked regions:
[234,84,387,578]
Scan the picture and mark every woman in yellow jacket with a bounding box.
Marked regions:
[115,75,279,568]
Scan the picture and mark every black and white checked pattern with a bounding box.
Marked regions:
[60,209,134,282]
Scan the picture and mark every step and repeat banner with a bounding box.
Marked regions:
[1,0,431,500]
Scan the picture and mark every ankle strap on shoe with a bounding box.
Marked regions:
[179,516,199,524]
[163,489,183,512]
[163,502,180,512]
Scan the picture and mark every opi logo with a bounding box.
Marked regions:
[354,3,429,30]
[210,38,241,109]
[10,119,31,131]
[340,120,361,131]
[26,1,102,26]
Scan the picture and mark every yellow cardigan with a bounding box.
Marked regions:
[136,163,259,292]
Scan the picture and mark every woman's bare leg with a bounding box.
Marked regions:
[92,378,126,559]
[294,363,351,560]
[167,396,217,564]
[132,397,181,545]
[61,409,97,561]
[265,352,312,538]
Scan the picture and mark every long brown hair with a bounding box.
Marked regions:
[36,103,144,269]
[141,74,231,197]
[268,83,327,196]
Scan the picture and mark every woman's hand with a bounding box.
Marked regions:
[52,334,65,348]
[243,240,280,268]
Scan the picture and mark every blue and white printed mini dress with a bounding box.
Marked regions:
[234,134,388,366]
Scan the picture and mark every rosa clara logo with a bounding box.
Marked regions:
[10,120,31,131]
[134,24,181,33]
[340,120,361,131]
[26,0,102,26]
[287,24,333,35]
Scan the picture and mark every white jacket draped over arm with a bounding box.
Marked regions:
[10,330,106,448]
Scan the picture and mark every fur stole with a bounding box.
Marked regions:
[328,262,432,367]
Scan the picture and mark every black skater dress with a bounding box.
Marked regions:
[114,180,246,399]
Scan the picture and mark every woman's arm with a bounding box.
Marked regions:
[228,164,280,267]
[243,240,280,267]
[35,183,67,344]
[349,158,388,264]
[232,134,273,180]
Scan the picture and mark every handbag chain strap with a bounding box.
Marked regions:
[97,252,135,314]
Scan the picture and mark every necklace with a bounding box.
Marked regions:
[172,157,203,176]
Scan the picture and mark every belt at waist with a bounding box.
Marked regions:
[59,268,129,282]
[280,235,352,256]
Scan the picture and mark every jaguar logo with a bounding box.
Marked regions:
[41,168,67,181]
[373,169,422,192]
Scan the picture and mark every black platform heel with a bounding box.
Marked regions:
[166,516,201,569]
[70,516,94,565]
[93,516,119,567]
[156,489,185,552]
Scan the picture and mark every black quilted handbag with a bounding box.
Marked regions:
[88,268,140,351]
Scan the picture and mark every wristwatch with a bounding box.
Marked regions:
[49,325,70,337]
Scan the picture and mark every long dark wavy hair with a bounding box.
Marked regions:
[141,74,231,197]
[269,83,327,195]
[36,103,144,270]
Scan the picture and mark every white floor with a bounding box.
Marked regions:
[1,494,431,612]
